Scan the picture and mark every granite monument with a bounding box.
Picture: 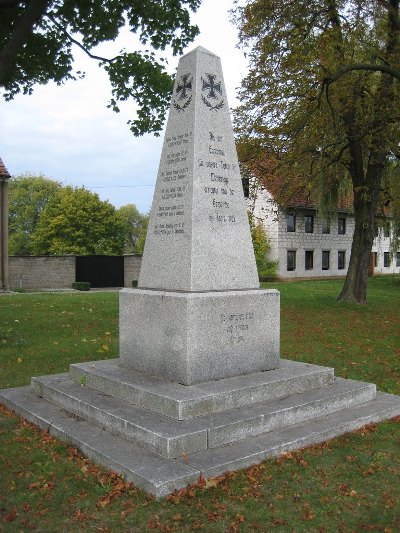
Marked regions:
[120,46,279,384]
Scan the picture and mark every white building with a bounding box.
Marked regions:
[251,187,400,279]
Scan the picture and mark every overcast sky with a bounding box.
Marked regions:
[0,0,248,214]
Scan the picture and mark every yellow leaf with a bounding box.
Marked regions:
[17,357,22,364]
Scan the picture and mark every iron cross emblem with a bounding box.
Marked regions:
[201,73,222,99]
[200,73,225,111]
[173,73,193,112]
[176,74,193,100]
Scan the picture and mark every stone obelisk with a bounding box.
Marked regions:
[120,47,280,384]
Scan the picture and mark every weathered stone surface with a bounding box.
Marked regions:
[32,373,209,459]
[120,288,280,384]
[138,46,259,292]
[30,371,376,458]
[185,392,400,479]
[70,358,334,419]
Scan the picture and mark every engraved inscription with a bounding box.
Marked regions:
[202,130,239,224]
[152,129,192,236]
[220,311,255,344]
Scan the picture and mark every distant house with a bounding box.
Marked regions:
[250,186,400,279]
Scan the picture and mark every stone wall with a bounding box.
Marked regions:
[124,255,142,287]
[9,256,76,290]
[9,255,143,290]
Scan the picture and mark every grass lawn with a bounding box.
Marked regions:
[0,277,399,531]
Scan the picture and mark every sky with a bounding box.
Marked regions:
[0,0,248,214]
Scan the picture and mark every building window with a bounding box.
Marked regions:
[338,251,346,270]
[322,219,330,234]
[322,250,330,270]
[384,223,390,238]
[242,177,250,198]
[397,252,400,267]
[338,217,346,235]
[287,250,296,271]
[372,252,378,267]
[287,214,296,232]
[305,215,314,233]
[384,252,390,267]
[305,250,314,270]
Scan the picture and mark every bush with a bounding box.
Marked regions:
[249,213,278,279]
[72,282,91,291]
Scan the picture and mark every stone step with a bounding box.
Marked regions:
[184,391,400,479]
[0,386,199,498]
[69,358,334,419]
[31,373,376,458]
[1,386,399,499]
[32,374,207,459]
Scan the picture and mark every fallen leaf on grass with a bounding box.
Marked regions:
[74,509,87,522]
[97,495,111,508]
[2,508,17,523]
[354,423,378,435]
[302,502,315,521]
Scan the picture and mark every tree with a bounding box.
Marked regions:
[9,174,61,255]
[233,0,400,303]
[117,203,149,254]
[0,0,201,136]
[31,186,125,255]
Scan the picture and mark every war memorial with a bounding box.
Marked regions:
[1,47,399,498]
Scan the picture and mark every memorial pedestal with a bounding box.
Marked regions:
[119,288,280,385]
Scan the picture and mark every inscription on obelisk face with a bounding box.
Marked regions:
[138,46,259,292]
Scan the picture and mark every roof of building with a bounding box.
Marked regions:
[0,157,11,179]
[282,190,353,213]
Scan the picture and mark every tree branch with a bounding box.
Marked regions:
[324,63,400,84]
[47,14,119,64]
[0,0,50,87]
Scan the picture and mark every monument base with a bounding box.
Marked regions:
[119,288,280,385]
[1,358,400,498]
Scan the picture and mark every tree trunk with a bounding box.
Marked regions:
[0,0,49,87]
[337,189,377,303]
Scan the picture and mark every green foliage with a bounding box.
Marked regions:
[31,186,125,255]
[72,281,91,291]
[117,204,148,254]
[9,174,62,255]
[0,1,201,136]
[135,216,148,255]
[248,213,278,279]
